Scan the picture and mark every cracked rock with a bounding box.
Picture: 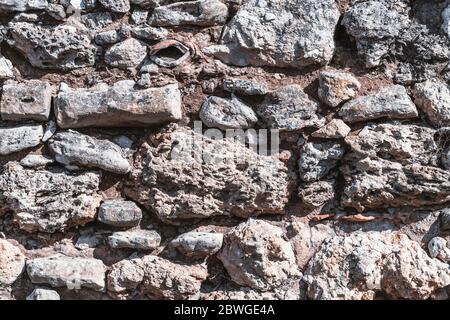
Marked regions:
[0,239,25,286]
[125,125,291,223]
[105,38,147,69]
[171,231,223,259]
[27,255,106,291]
[339,85,418,123]
[0,162,101,233]
[55,81,182,128]
[148,0,228,27]
[8,22,96,70]
[48,131,131,174]
[0,80,52,122]
[108,229,161,250]
[318,70,361,107]
[206,0,339,68]
[97,200,142,228]
[298,142,345,182]
[413,79,450,127]
[257,85,324,131]
[0,124,43,156]
[304,231,450,300]
[199,95,258,129]
[218,219,300,291]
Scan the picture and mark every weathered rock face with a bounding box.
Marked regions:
[0,124,43,155]
[0,239,25,286]
[339,85,418,123]
[171,231,223,259]
[206,0,339,68]
[318,70,361,107]
[108,229,161,250]
[0,80,52,121]
[199,95,258,129]
[97,200,142,228]
[340,123,450,212]
[99,0,130,13]
[311,119,351,139]
[218,219,300,291]
[26,288,60,300]
[0,0,48,12]
[8,22,97,70]
[104,38,147,69]
[304,231,450,300]
[222,78,268,96]
[149,0,228,27]
[48,131,131,174]
[413,79,450,127]
[257,85,324,131]
[125,125,291,223]
[27,255,106,291]
[0,162,101,233]
[298,142,345,182]
[54,81,182,128]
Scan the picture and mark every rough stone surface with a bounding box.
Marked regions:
[20,154,53,168]
[171,231,223,259]
[1,80,52,121]
[48,131,131,174]
[8,22,96,70]
[318,70,361,107]
[339,85,418,123]
[26,288,60,300]
[97,200,142,228]
[311,119,351,139]
[304,231,450,300]
[104,38,147,69]
[27,255,106,291]
[257,85,324,131]
[125,125,291,223]
[206,0,339,68]
[148,0,228,27]
[428,237,450,262]
[414,79,450,127]
[99,0,130,13]
[0,239,25,286]
[108,229,161,250]
[222,78,268,96]
[298,142,345,182]
[0,124,43,156]
[54,81,182,128]
[199,95,258,129]
[218,219,300,291]
[0,162,101,233]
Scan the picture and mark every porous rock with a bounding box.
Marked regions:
[0,239,25,286]
[108,230,161,250]
[97,200,142,228]
[413,79,450,127]
[0,124,43,156]
[318,70,361,107]
[171,231,223,258]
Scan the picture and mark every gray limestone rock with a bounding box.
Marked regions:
[108,229,161,250]
[0,124,43,156]
[413,79,450,127]
[171,231,223,258]
[104,38,147,69]
[97,200,142,228]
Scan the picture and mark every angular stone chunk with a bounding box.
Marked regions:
[206,0,339,68]
[298,142,345,182]
[8,22,96,70]
[99,0,130,13]
[318,70,361,107]
[0,239,25,286]
[48,131,131,174]
[0,162,101,233]
[304,232,450,300]
[428,237,450,262]
[218,219,300,291]
[125,125,291,223]
[171,231,223,258]
[55,81,182,128]
[0,0,47,12]
[140,255,208,299]
[1,80,52,121]
[222,78,268,96]
[0,124,43,156]
[0,56,14,79]
[108,229,161,250]
[340,123,450,212]
[413,79,450,127]
[298,180,335,209]
[26,288,61,300]
[27,256,106,291]
[148,0,228,27]
[257,85,324,131]
[97,200,142,228]
[104,38,147,69]
[311,119,351,139]
[107,258,144,293]
[339,85,418,123]
[199,95,258,129]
